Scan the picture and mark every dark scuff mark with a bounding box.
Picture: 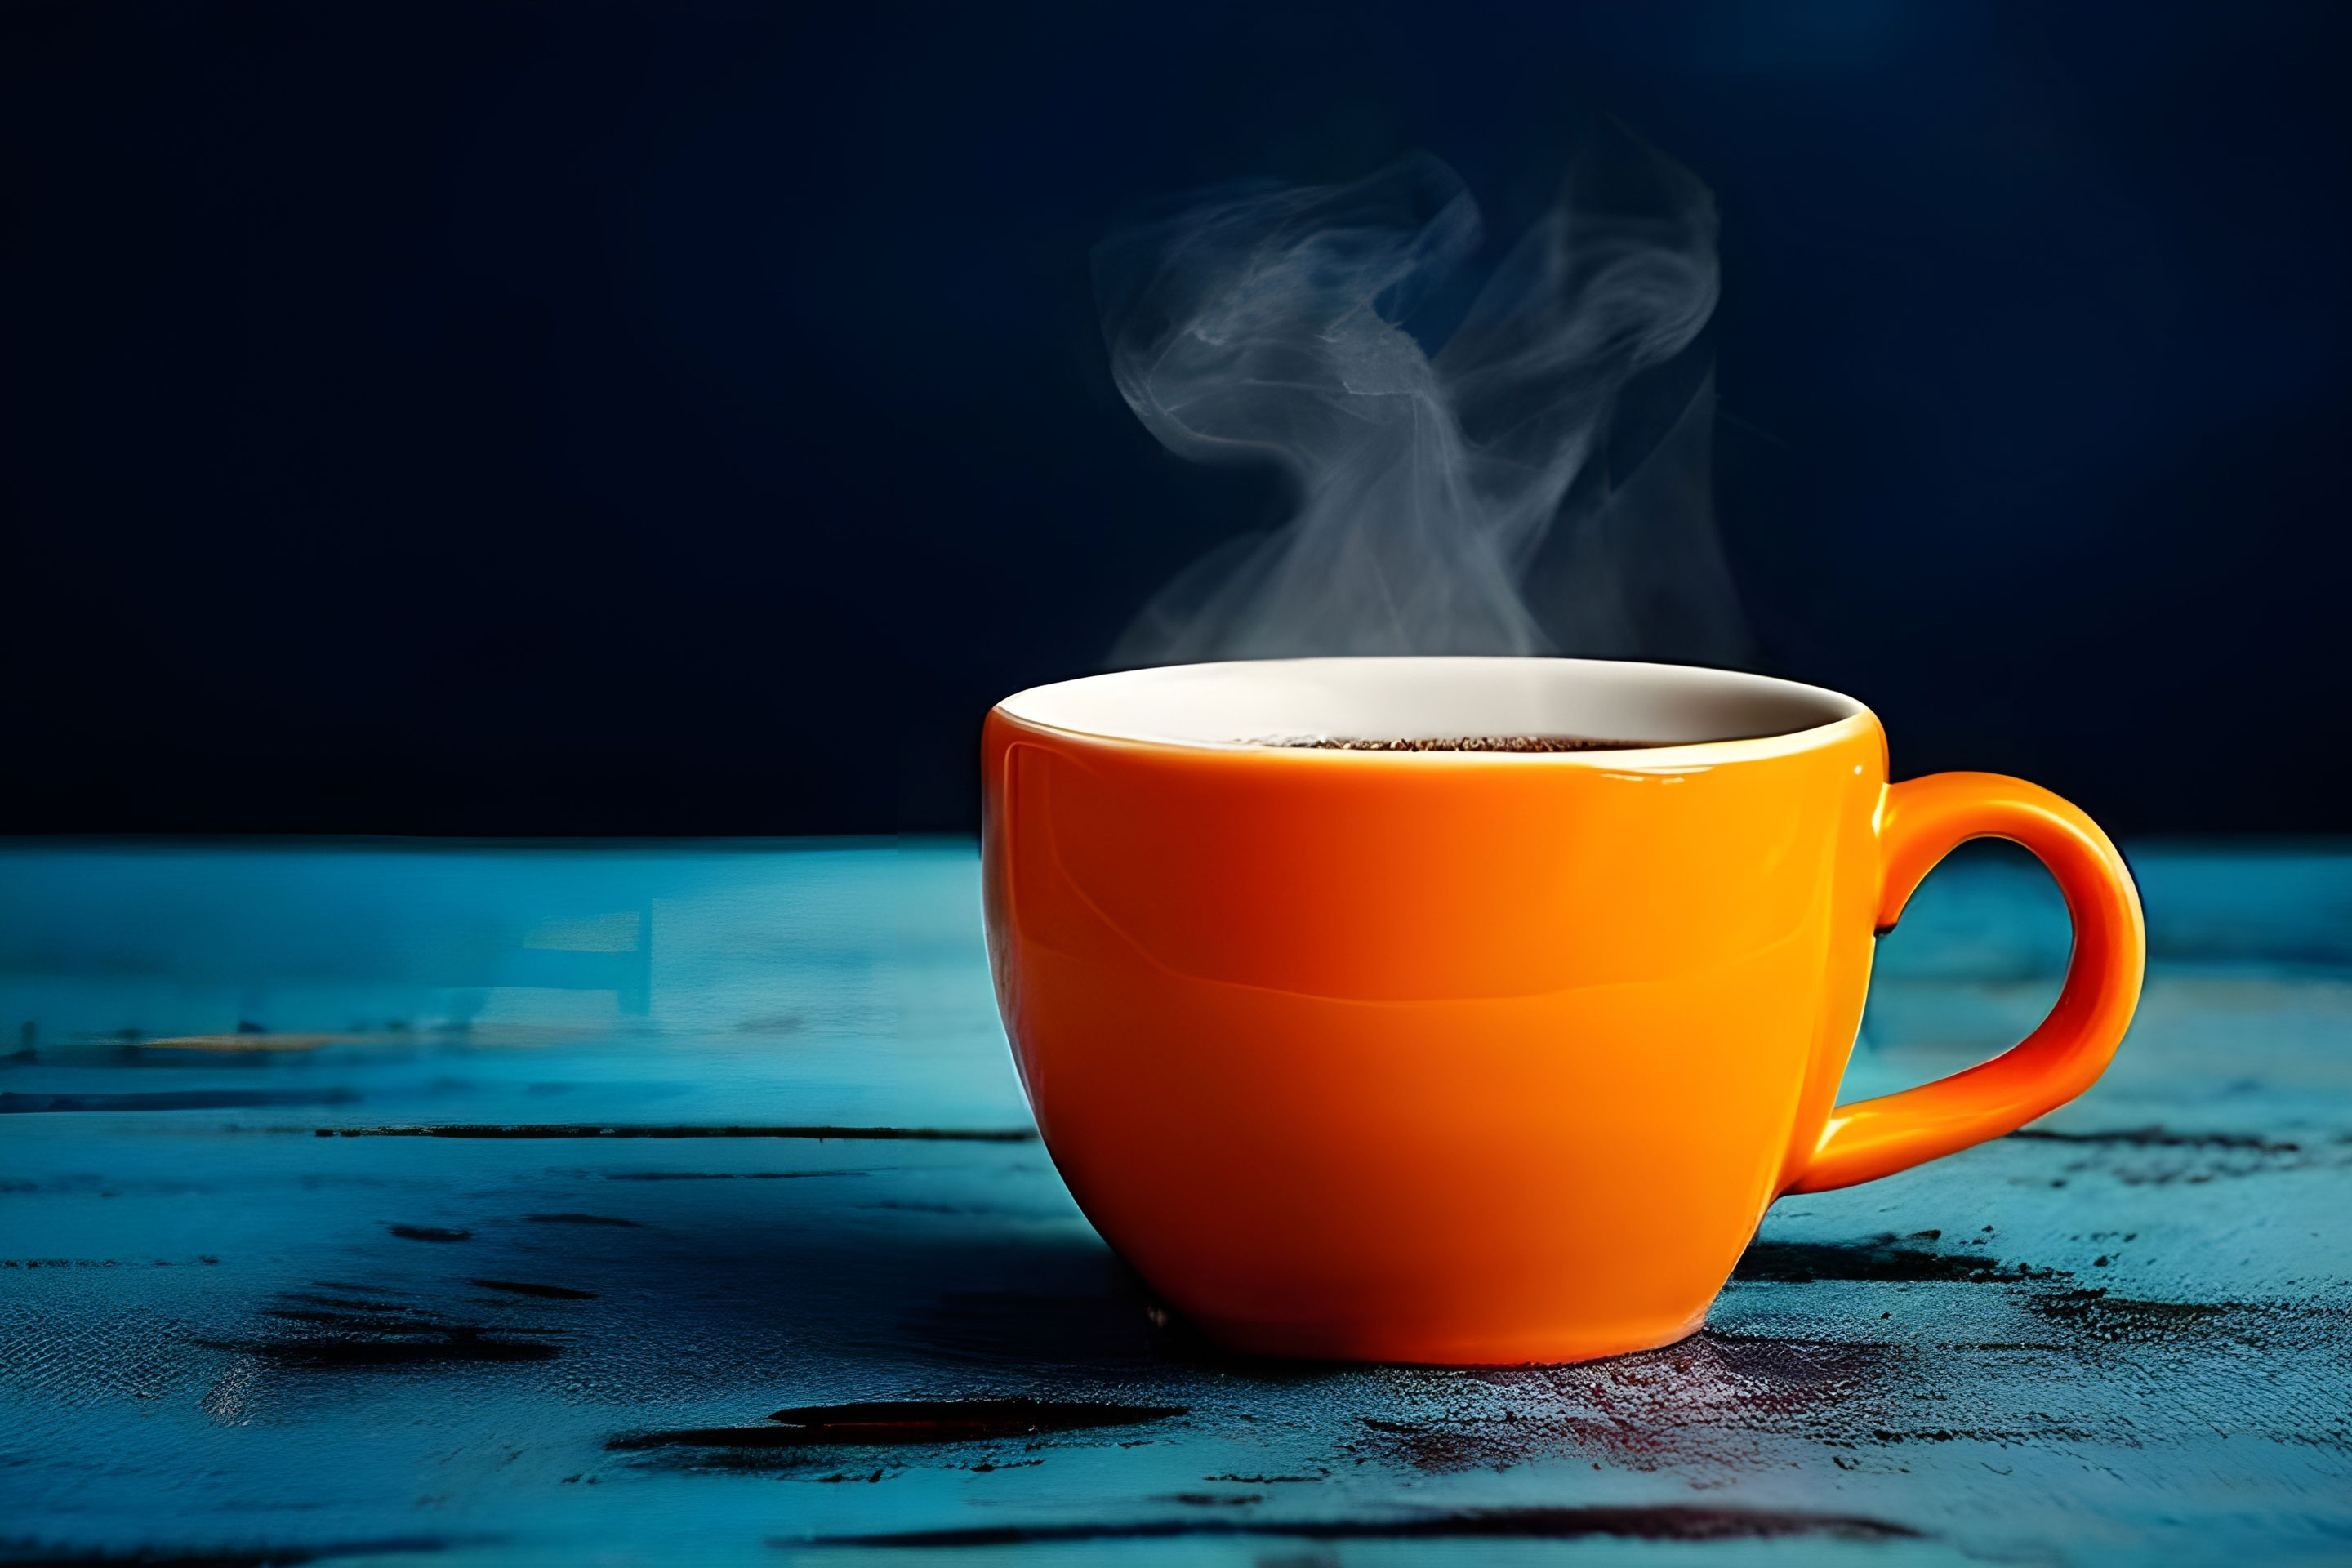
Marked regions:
[2009,1127,2301,1152]
[203,1285,566,1368]
[0,1535,452,1566]
[602,1170,866,1181]
[278,1291,417,1314]
[523,1213,641,1227]
[2003,1127,2339,1186]
[1870,1424,2094,1445]
[1733,1236,2059,1285]
[797,1503,1922,1548]
[203,1330,560,1366]
[386,1224,471,1243]
[248,1302,557,1356]
[612,1398,1185,1452]
[2031,1290,2234,1346]
[319,1124,1034,1141]
[470,1279,597,1300]
[3,1089,359,1113]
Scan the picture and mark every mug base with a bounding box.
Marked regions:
[1188,1305,1713,1367]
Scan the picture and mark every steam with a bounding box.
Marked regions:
[1096,132,1753,668]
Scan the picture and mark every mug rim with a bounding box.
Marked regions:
[994,655,1878,768]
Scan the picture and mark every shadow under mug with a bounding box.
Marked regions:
[981,657,2144,1365]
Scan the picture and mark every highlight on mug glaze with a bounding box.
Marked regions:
[982,657,2144,1365]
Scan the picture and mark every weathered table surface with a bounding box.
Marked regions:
[2,838,2347,1567]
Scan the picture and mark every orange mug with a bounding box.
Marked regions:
[981,657,2144,1365]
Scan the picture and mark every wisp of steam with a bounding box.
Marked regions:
[1096,132,1753,668]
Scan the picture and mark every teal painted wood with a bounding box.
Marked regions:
[2,840,2347,1566]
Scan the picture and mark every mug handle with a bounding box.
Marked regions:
[1788,772,2146,1193]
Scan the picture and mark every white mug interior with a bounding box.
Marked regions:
[997,657,1866,753]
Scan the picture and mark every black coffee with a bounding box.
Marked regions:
[1267,735,1657,753]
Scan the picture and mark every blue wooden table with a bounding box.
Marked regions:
[3,839,2348,1566]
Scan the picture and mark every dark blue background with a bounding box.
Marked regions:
[3,2,2345,835]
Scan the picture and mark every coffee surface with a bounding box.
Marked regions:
[1265,735,1657,753]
